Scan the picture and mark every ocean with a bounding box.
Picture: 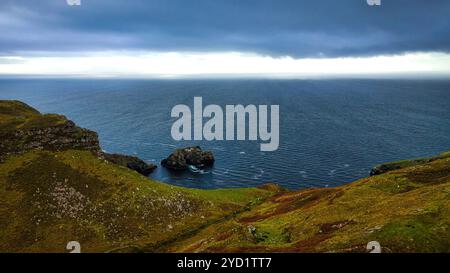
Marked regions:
[1,78,449,189]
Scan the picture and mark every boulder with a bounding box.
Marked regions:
[161,146,214,171]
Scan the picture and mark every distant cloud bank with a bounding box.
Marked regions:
[0,0,449,77]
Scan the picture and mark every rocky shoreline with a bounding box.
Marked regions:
[99,152,157,176]
[0,101,220,177]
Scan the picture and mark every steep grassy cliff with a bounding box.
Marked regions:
[0,100,99,162]
[0,100,448,253]
[0,100,278,252]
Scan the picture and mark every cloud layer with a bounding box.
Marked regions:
[2,52,449,77]
[1,0,449,57]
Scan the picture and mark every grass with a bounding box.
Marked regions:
[164,156,450,253]
[0,150,277,252]
[0,100,449,253]
[0,100,98,163]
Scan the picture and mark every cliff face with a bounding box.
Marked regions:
[0,100,99,162]
[0,100,156,176]
[0,100,448,253]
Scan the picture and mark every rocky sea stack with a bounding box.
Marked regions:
[161,146,215,171]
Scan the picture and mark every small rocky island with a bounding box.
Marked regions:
[161,146,215,171]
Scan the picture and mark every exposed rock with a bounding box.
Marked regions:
[161,146,214,171]
[370,164,402,176]
[0,117,99,162]
[127,161,157,176]
[0,100,156,177]
[100,152,157,176]
[368,153,450,176]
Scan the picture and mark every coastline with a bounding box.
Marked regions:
[0,100,448,253]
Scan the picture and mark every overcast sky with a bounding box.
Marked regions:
[0,0,449,77]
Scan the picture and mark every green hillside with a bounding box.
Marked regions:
[0,100,448,253]
[166,152,450,253]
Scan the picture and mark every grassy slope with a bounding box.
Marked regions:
[0,150,276,252]
[165,154,450,253]
[0,100,67,132]
[0,100,449,253]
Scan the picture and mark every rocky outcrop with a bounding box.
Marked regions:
[100,152,157,176]
[370,164,403,176]
[369,152,450,176]
[0,118,100,162]
[161,146,214,171]
[0,100,156,177]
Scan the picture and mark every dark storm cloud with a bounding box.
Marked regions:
[0,0,449,57]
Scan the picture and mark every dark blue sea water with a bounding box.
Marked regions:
[1,78,449,189]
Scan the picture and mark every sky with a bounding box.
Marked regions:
[0,0,449,77]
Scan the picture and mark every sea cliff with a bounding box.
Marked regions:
[0,100,448,253]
